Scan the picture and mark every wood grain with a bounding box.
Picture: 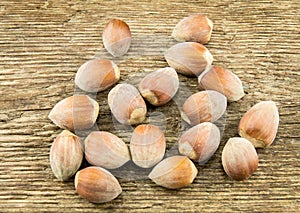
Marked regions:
[0,0,299,212]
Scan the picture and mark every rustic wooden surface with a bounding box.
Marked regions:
[0,0,299,212]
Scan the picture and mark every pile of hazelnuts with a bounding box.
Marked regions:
[48,14,279,203]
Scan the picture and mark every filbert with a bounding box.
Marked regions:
[238,101,279,148]
[108,83,147,125]
[50,130,83,181]
[222,137,258,181]
[181,90,227,126]
[130,124,166,168]
[138,67,179,106]
[164,42,213,77]
[148,156,198,189]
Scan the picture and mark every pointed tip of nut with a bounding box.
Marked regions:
[180,110,192,125]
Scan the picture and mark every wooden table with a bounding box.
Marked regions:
[0,0,299,212]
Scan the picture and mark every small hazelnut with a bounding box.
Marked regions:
[178,122,220,164]
[238,101,279,148]
[172,14,213,44]
[75,58,120,93]
[108,83,147,125]
[130,124,166,168]
[164,42,213,77]
[181,90,227,126]
[85,131,130,169]
[222,137,258,181]
[138,67,179,106]
[50,130,83,181]
[148,156,198,189]
[198,65,245,102]
[75,166,122,203]
[48,95,99,131]
[103,19,131,57]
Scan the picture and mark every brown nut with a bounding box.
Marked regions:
[198,65,245,101]
[138,67,179,106]
[172,14,213,44]
[103,19,131,57]
[181,90,227,126]
[178,122,220,164]
[130,124,166,168]
[85,131,130,169]
[75,58,120,93]
[48,95,99,131]
[238,101,279,148]
[108,83,147,125]
[148,156,198,189]
[164,42,213,77]
[50,130,83,181]
[222,137,258,181]
[75,166,122,203]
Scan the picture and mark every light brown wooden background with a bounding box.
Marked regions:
[0,0,299,212]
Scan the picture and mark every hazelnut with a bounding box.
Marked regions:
[178,122,220,164]
[108,83,147,125]
[48,95,99,131]
[181,90,227,126]
[238,101,279,148]
[164,42,213,77]
[148,156,198,189]
[130,124,166,168]
[50,130,83,181]
[75,166,122,203]
[222,137,258,181]
[85,131,130,169]
[198,65,245,101]
[172,14,213,44]
[103,19,131,57]
[75,58,120,93]
[138,67,179,106]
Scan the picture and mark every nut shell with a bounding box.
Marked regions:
[198,66,244,102]
[172,14,213,44]
[164,42,213,77]
[108,84,147,125]
[148,156,198,189]
[85,131,130,169]
[75,166,122,203]
[75,59,120,93]
[48,95,99,131]
[50,130,83,181]
[178,122,220,164]
[130,124,166,168]
[238,101,279,148]
[222,137,258,181]
[138,67,179,106]
[182,90,227,126]
[103,19,131,57]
